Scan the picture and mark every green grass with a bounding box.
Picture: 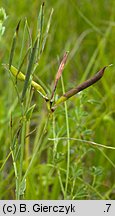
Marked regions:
[0,0,115,200]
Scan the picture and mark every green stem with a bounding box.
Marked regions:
[52,112,65,197]
[52,113,58,161]
[21,115,48,184]
[61,76,70,199]
[17,118,26,199]
[11,150,19,200]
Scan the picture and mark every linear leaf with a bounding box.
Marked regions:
[40,8,54,55]
[36,2,44,60]
[26,104,36,121]
[21,37,38,101]
[16,46,31,82]
[9,20,21,69]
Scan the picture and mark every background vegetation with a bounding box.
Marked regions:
[0,0,115,199]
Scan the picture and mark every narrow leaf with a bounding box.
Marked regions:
[18,18,31,69]
[51,51,69,100]
[26,104,36,121]
[25,18,33,50]
[19,179,26,196]
[16,46,31,82]
[41,8,54,55]
[9,20,21,69]
[36,2,44,60]
[51,66,107,111]
[21,37,38,101]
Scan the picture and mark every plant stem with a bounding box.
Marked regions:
[61,76,70,199]
[18,117,26,199]
[52,113,58,161]
[21,114,48,184]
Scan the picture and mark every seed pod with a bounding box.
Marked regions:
[51,51,69,100]
[9,65,48,100]
[51,66,107,111]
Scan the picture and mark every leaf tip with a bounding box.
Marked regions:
[16,19,21,34]
[42,2,45,7]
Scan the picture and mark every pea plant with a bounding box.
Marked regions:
[4,3,113,199]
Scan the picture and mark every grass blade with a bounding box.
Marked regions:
[71,0,103,35]
[40,8,54,55]
[21,37,38,101]
[9,20,21,69]
[16,46,31,82]
[18,18,28,68]
[25,18,33,50]
[36,2,44,60]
